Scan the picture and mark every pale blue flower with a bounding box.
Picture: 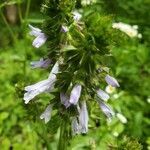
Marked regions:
[40,104,52,123]
[97,89,110,101]
[71,117,80,135]
[69,84,82,105]
[78,101,88,133]
[60,93,71,108]
[29,24,47,48]
[30,58,51,69]
[105,75,120,87]
[99,101,114,120]
[23,62,59,104]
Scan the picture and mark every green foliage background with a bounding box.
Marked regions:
[0,0,149,149]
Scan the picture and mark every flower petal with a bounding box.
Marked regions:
[105,75,120,87]
[69,84,82,105]
[50,61,59,75]
[32,33,47,48]
[23,62,59,104]
[79,101,88,133]
[99,101,114,120]
[28,24,42,37]
[60,93,71,108]
[97,89,110,101]
[71,117,80,135]
[30,58,51,69]
[40,105,52,123]
[24,79,54,104]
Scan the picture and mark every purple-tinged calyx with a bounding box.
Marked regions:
[29,24,47,48]
[105,75,120,87]
[30,58,51,69]
[69,84,82,105]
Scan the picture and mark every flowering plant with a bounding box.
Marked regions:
[23,0,122,149]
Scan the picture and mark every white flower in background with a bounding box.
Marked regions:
[81,0,96,6]
[69,84,82,105]
[97,89,110,102]
[29,24,47,48]
[40,104,52,123]
[113,132,119,137]
[105,75,120,87]
[147,97,150,103]
[116,113,127,124]
[61,25,69,33]
[60,93,71,108]
[71,117,80,135]
[105,85,116,94]
[112,22,142,38]
[73,11,82,21]
[99,101,114,120]
[23,62,59,104]
[30,58,51,69]
[78,101,89,133]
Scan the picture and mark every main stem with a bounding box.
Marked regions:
[58,119,68,150]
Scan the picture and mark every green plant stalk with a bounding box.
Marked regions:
[18,3,23,23]
[58,120,68,150]
[0,9,16,43]
[25,0,31,21]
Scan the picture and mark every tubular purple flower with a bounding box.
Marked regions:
[71,117,80,135]
[79,101,89,133]
[23,62,59,104]
[30,58,51,69]
[99,101,114,120]
[29,24,47,48]
[105,75,120,87]
[60,93,71,108]
[69,84,82,105]
[97,89,110,101]
[40,104,52,123]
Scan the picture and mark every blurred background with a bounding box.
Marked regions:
[0,0,149,149]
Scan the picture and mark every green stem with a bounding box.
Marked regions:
[25,0,31,21]
[58,120,68,150]
[18,3,23,23]
[0,9,16,43]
